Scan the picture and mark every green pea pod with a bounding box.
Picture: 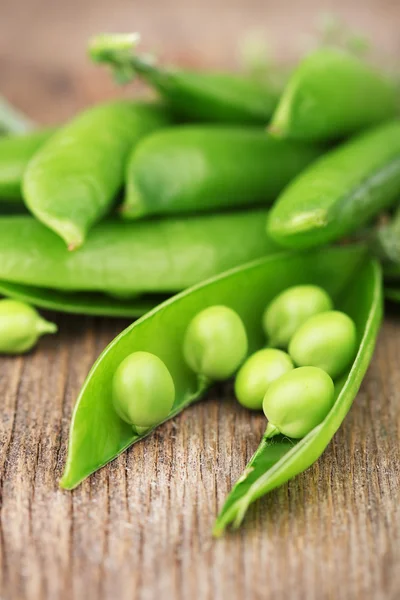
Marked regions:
[89,34,280,124]
[0,96,35,135]
[122,126,321,218]
[270,47,397,141]
[0,128,55,200]
[60,245,381,531]
[23,101,170,249]
[0,280,163,318]
[0,210,277,294]
[267,120,400,250]
[213,257,381,534]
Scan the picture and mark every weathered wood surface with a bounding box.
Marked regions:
[1,1,400,599]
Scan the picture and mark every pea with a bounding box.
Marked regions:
[288,310,357,379]
[0,299,57,354]
[183,306,248,381]
[263,366,335,439]
[234,348,294,410]
[112,351,175,434]
[263,285,333,348]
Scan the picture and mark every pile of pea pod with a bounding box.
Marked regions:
[3,31,400,535]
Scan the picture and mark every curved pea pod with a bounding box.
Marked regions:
[0,280,162,318]
[23,101,170,249]
[60,245,381,518]
[270,47,397,141]
[0,210,277,295]
[213,254,382,535]
[267,121,400,250]
[0,128,55,201]
[89,34,280,124]
[122,126,321,218]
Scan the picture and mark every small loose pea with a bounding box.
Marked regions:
[112,351,175,434]
[263,285,333,348]
[234,348,294,410]
[288,310,357,379]
[263,366,335,439]
[0,299,57,354]
[183,305,248,381]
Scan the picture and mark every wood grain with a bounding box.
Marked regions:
[1,1,400,598]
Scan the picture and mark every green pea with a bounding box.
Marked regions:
[112,351,175,434]
[0,299,57,354]
[183,306,248,381]
[288,310,357,379]
[263,366,335,439]
[263,285,333,348]
[234,348,294,410]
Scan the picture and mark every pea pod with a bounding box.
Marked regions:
[213,255,381,535]
[122,126,321,219]
[60,243,381,539]
[0,96,34,135]
[270,48,397,141]
[89,34,280,124]
[23,101,170,249]
[0,128,55,200]
[0,210,277,295]
[267,121,400,250]
[0,280,162,318]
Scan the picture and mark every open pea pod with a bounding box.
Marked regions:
[61,246,382,508]
[0,280,163,318]
[213,254,382,535]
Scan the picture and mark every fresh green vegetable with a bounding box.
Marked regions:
[89,33,280,124]
[263,366,335,438]
[0,280,163,318]
[183,306,248,381]
[262,284,333,347]
[267,121,400,250]
[0,97,34,135]
[112,351,175,434]
[121,126,321,219]
[234,349,293,410]
[0,129,55,200]
[60,246,380,513]
[270,47,397,141]
[213,253,381,535]
[0,299,57,354]
[289,310,357,378]
[0,210,276,295]
[23,101,170,249]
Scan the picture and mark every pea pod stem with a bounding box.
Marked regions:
[264,423,279,438]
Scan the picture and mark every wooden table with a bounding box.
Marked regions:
[1,2,400,598]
